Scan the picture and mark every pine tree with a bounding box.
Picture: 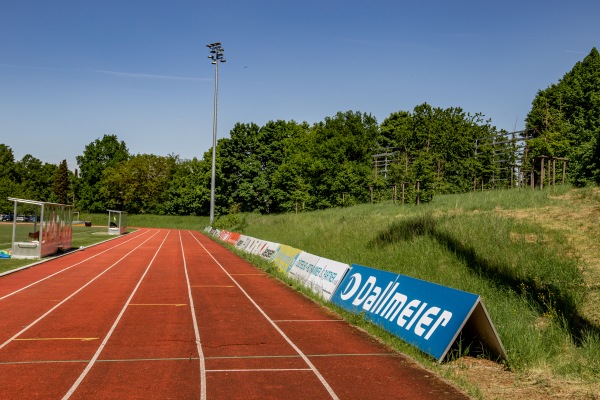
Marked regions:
[53,160,70,204]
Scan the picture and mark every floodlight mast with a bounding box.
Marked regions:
[206,42,226,225]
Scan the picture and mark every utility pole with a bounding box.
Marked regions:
[206,42,226,225]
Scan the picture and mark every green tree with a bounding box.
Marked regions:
[525,47,600,186]
[76,134,129,211]
[0,144,17,213]
[53,160,70,204]
[98,154,175,214]
[254,120,306,213]
[380,103,496,197]
[216,122,262,213]
[13,154,57,202]
[272,151,314,213]
[309,111,380,208]
[165,156,212,216]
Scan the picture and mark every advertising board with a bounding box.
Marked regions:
[259,242,280,260]
[288,251,321,282]
[226,232,241,245]
[235,235,250,249]
[330,264,480,361]
[306,258,350,301]
[271,245,302,273]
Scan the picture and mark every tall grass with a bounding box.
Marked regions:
[225,185,600,379]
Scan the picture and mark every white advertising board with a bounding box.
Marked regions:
[235,235,250,249]
[288,251,321,284]
[306,258,350,301]
[260,242,280,260]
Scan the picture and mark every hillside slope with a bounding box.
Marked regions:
[222,186,600,399]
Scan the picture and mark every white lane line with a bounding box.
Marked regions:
[62,230,170,400]
[273,320,344,323]
[0,352,398,366]
[208,368,312,373]
[188,231,340,400]
[191,285,235,288]
[0,229,151,301]
[13,337,98,342]
[179,230,207,400]
[0,230,160,352]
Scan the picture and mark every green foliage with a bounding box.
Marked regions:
[14,154,58,202]
[309,111,379,208]
[0,145,61,212]
[76,134,130,212]
[525,47,600,186]
[212,212,248,231]
[211,112,379,214]
[98,154,176,214]
[164,157,211,216]
[53,160,70,204]
[381,103,497,198]
[0,144,17,213]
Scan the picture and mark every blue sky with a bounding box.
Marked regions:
[1,0,598,170]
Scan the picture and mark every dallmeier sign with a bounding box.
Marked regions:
[331,264,490,362]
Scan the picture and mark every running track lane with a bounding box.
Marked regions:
[0,228,470,399]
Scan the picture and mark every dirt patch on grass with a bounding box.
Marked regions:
[498,187,600,325]
[445,357,600,399]
[509,231,540,244]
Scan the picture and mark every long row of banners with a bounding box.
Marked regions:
[204,227,506,362]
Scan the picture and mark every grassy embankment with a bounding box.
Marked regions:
[213,185,600,399]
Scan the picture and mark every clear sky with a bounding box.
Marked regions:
[1,0,598,170]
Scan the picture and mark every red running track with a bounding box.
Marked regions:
[0,228,470,399]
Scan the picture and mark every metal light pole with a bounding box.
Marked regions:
[207,42,225,225]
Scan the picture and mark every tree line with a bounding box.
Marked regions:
[1,48,598,217]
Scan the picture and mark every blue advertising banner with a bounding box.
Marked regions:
[330,264,480,362]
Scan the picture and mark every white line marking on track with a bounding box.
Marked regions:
[273,320,344,322]
[62,230,169,400]
[0,229,151,301]
[0,353,398,366]
[191,285,235,288]
[14,337,98,342]
[179,230,207,400]
[0,230,160,352]
[208,368,312,373]
[188,231,340,400]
